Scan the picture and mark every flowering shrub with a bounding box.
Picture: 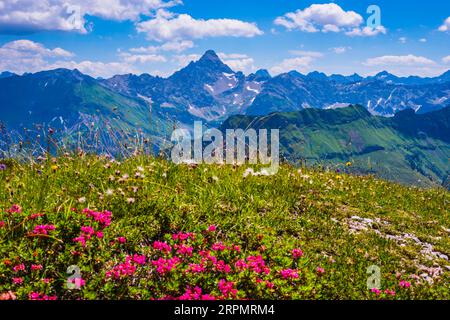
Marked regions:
[0,156,448,300]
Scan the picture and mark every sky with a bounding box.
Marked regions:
[0,0,449,78]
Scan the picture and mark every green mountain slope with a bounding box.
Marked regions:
[222,105,450,187]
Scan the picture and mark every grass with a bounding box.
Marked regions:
[0,154,449,300]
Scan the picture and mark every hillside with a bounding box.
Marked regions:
[222,105,450,188]
[0,155,448,300]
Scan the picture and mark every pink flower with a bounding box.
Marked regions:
[30,213,45,219]
[371,288,382,295]
[212,242,227,252]
[316,267,325,275]
[42,278,51,284]
[218,279,237,298]
[186,263,206,274]
[215,260,231,273]
[172,232,195,242]
[235,259,248,271]
[13,263,25,272]
[68,278,86,287]
[399,280,411,288]
[81,226,95,236]
[106,261,137,279]
[176,244,194,256]
[8,204,22,213]
[292,248,303,259]
[246,256,270,274]
[117,237,126,244]
[31,264,43,271]
[280,269,299,279]
[73,236,86,247]
[153,241,172,254]
[29,292,57,300]
[385,289,396,296]
[152,257,180,275]
[33,224,56,235]
[265,281,274,289]
[128,254,146,265]
[96,231,103,238]
[208,225,217,232]
[83,209,112,228]
[12,277,23,285]
[0,221,5,228]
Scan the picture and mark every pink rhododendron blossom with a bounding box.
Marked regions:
[33,224,56,235]
[292,248,303,259]
[153,241,172,254]
[218,279,237,298]
[208,225,217,232]
[31,264,43,271]
[12,277,23,284]
[280,269,299,279]
[399,280,411,288]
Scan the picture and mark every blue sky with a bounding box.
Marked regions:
[0,0,449,78]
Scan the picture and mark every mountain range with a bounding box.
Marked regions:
[0,50,449,187]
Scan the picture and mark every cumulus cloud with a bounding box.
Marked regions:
[269,56,315,75]
[118,53,167,64]
[0,39,166,78]
[438,16,450,32]
[0,40,75,74]
[442,56,450,64]
[275,3,386,37]
[363,54,447,77]
[136,10,263,41]
[130,40,194,54]
[345,26,387,37]
[218,53,256,74]
[364,54,436,67]
[0,0,181,33]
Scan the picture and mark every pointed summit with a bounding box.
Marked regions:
[200,50,221,62]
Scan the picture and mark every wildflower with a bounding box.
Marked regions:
[0,291,16,300]
[371,288,382,296]
[96,231,104,238]
[215,260,231,273]
[212,242,227,252]
[316,267,325,275]
[218,279,237,298]
[346,162,352,167]
[13,263,25,272]
[235,259,248,271]
[265,281,275,289]
[186,263,206,274]
[292,248,303,259]
[0,164,6,170]
[73,236,87,247]
[78,197,86,204]
[68,277,86,287]
[399,280,411,288]
[247,256,270,274]
[81,226,95,236]
[208,225,217,232]
[176,244,194,256]
[126,197,135,204]
[128,254,146,265]
[30,213,45,219]
[106,262,137,279]
[152,257,180,275]
[33,224,56,235]
[385,289,396,296]
[105,189,114,197]
[12,277,23,285]
[172,232,195,242]
[31,264,43,271]
[117,236,126,244]
[153,241,172,254]
[0,221,5,228]
[280,269,299,280]
[7,204,22,213]
[51,165,58,172]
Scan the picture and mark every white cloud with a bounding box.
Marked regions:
[364,54,436,67]
[130,40,194,54]
[0,39,167,78]
[363,54,447,77]
[269,56,315,75]
[442,56,450,64]
[119,53,167,64]
[49,60,139,78]
[137,11,263,41]
[0,0,181,33]
[218,53,256,74]
[288,50,324,58]
[419,38,427,43]
[438,16,450,32]
[274,3,364,34]
[331,46,350,54]
[173,54,201,67]
[345,25,387,37]
[0,40,75,74]
[399,37,407,44]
